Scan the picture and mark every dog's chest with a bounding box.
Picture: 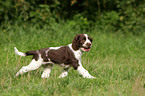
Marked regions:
[73,50,82,60]
[68,44,82,60]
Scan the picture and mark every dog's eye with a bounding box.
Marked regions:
[82,37,86,41]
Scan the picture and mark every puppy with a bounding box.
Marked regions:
[14,34,96,78]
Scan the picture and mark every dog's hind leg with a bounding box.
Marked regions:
[15,59,43,77]
[41,64,53,78]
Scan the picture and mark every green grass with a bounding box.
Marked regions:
[0,22,145,96]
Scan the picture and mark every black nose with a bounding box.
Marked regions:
[87,43,92,47]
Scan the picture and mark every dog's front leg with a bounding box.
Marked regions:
[77,66,96,79]
[58,71,68,78]
[58,67,70,78]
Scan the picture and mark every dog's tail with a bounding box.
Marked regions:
[14,47,37,57]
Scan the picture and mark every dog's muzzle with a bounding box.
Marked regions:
[81,43,92,52]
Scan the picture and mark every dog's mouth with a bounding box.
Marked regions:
[81,46,91,52]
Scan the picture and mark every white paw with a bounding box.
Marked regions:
[15,72,20,77]
[58,72,68,78]
[82,73,96,79]
[41,74,50,78]
[41,71,51,78]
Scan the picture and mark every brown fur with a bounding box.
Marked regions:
[72,34,85,50]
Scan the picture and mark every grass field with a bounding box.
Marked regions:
[0,22,145,96]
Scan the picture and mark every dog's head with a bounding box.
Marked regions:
[72,34,93,52]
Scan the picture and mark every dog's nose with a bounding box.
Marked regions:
[87,43,92,47]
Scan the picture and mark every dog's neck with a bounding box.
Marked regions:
[68,44,83,60]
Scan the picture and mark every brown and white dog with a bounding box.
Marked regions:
[14,34,96,78]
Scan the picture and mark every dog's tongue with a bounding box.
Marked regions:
[81,47,91,52]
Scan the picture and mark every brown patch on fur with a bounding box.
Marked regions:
[47,46,79,69]
[25,48,50,61]
[26,50,38,60]
[38,48,50,62]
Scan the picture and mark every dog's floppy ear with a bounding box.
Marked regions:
[72,34,81,50]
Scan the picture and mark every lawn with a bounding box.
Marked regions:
[0,22,145,96]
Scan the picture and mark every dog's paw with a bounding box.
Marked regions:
[58,72,68,78]
[83,74,96,79]
[41,74,50,78]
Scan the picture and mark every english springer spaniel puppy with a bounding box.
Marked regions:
[14,34,96,78]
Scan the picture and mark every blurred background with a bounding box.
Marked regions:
[0,0,145,35]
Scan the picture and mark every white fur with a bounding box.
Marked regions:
[14,47,26,56]
[58,71,68,78]
[41,65,53,78]
[49,46,61,50]
[68,44,82,60]
[77,66,96,78]
[15,58,43,77]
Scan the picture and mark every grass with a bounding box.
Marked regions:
[0,22,145,96]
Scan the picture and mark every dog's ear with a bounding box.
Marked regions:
[72,34,81,50]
